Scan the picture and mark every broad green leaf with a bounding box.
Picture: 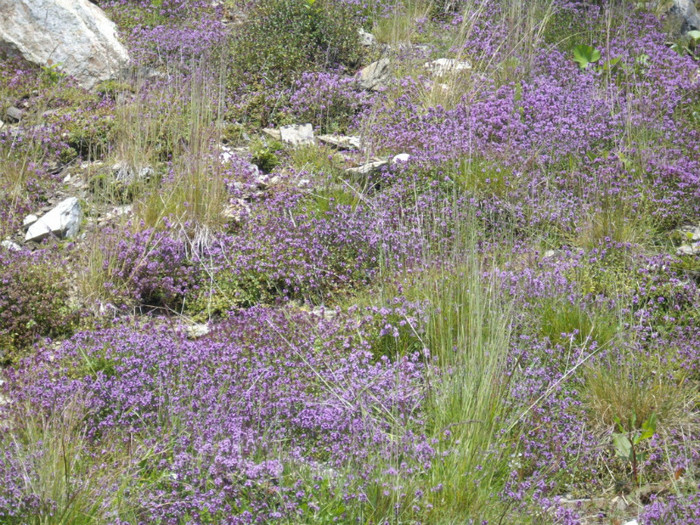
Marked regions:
[573,44,601,70]
[638,413,657,442]
[613,433,632,460]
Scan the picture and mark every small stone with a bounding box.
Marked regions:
[677,224,700,242]
[62,173,72,183]
[23,214,39,228]
[544,249,557,258]
[622,520,639,525]
[5,106,24,122]
[391,153,410,164]
[358,58,391,91]
[346,160,388,176]
[262,128,281,140]
[318,134,361,150]
[358,28,376,47]
[677,242,700,256]
[186,323,210,339]
[279,123,315,147]
[425,58,472,77]
[1,239,21,251]
[25,197,82,242]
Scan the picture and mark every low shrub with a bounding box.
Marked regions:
[0,249,78,363]
[230,0,363,88]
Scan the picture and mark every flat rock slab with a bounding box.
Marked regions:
[0,0,130,90]
[25,197,82,242]
[346,160,388,176]
[318,134,361,150]
[280,124,315,147]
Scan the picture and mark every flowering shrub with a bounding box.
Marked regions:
[99,225,199,309]
[0,308,429,523]
[285,71,374,133]
[0,248,78,362]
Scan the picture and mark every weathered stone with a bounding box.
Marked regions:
[186,323,210,339]
[425,58,472,77]
[1,239,21,251]
[23,214,38,228]
[346,160,388,176]
[391,153,411,164]
[280,124,315,147]
[0,0,130,90]
[358,58,391,91]
[262,128,281,141]
[669,0,700,32]
[25,197,82,242]
[112,162,153,183]
[677,242,700,256]
[5,106,23,122]
[358,28,377,47]
[318,134,361,150]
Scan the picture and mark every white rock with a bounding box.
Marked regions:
[346,160,388,175]
[677,242,700,256]
[23,214,38,228]
[186,323,210,339]
[1,239,21,251]
[358,58,391,91]
[25,197,82,242]
[425,58,472,77]
[391,153,411,164]
[0,0,130,90]
[318,134,361,150]
[280,124,315,147]
[622,520,639,525]
[677,224,700,242]
[262,127,281,141]
[358,28,376,47]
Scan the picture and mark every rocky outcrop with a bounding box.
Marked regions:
[0,0,130,90]
[25,197,82,242]
[669,0,700,32]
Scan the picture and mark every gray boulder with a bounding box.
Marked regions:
[670,0,700,32]
[0,0,130,90]
[358,58,391,91]
[25,197,82,242]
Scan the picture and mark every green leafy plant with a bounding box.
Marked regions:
[572,44,601,70]
[250,138,284,173]
[230,0,362,88]
[669,30,700,58]
[612,412,657,486]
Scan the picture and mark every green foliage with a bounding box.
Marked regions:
[669,29,700,58]
[186,270,276,321]
[572,44,601,70]
[230,0,363,88]
[250,138,284,173]
[612,412,657,485]
[0,253,79,363]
